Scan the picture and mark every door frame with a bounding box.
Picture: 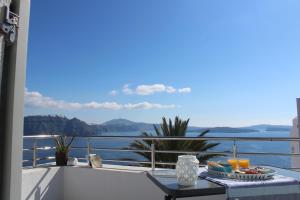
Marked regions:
[0,0,30,199]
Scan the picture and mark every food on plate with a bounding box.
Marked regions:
[243,169,259,174]
[234,169,246,174]
[207,161,222,168]
[237,167,274,174]
[208,161,232,173]
[254,167,273,174]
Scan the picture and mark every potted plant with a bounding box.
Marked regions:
[53,135,75,166]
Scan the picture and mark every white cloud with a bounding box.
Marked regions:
[122,84,133,95]
[166,86,176,93]
[109,90,118,96]
[124,102,176,109]
[178,87,192,93]
[24,89,176,110]
[136,84,166,95]
[82,101,122,110]
[121,84,190,95]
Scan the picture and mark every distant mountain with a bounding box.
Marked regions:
[23,116,153,136]
[102,118,154,132]
[188,127,258,133]
[23,115,290,136]
[245,124,292,132]
[24,115,102,136]
[103,119,138,126]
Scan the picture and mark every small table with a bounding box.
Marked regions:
[146,170,226,200]
[147,167,300,200]
[265,166,300,181]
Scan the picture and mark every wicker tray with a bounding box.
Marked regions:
[207,168,275,181]
[228,172,274,181]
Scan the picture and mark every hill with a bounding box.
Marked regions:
[24,115,102,136]
[101,118,154,132]
[245,124,292,132]
[24,115,291,136]
[188,127,258,133]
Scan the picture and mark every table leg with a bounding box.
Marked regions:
[165,195,176,200]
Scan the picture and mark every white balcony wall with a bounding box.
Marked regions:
[22,165,226,200]
[22,167,64,200]
[63,166,164,200]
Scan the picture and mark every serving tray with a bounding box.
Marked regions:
[227,172,274,181]
[207,168,275,181]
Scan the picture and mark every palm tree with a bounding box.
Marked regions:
[130,116,222,168]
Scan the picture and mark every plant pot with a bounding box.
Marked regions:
[55,152,68,166]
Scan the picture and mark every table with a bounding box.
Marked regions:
[146,166,300,200]
[146,170,226,200]
[266,166,300,181]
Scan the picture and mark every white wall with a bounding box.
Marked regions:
[290,117,300,168]
[22,167,64,200]
[64,166,225,200]
[64,166,164,200]
[22,165,226,200]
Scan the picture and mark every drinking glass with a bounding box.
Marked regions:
[227,158,239,170]
[238,158,250,168]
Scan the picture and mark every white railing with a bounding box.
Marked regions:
[22,134,300,170]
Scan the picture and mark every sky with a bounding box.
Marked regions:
[25,0,300,127]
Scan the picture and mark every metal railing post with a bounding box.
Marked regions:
[32,140,37,168]
[87,138,92,155]
[296,98,300,154]
[151,141,155,171]
[232,140,237,159]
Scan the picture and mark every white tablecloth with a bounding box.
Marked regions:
[198,167,300,200]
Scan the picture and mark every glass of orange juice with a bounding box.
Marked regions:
[227,158,239,170]
[238,158,250,168]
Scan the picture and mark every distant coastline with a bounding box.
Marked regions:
[23,115,291,136]
[265,127,291,132]
[188,127,258,133]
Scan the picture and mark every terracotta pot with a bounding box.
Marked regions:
[55,152,68,166]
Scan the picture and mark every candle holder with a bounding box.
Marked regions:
[176,155,199,186]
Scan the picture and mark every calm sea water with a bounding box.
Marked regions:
[23,130,292,168]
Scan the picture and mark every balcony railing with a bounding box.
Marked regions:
[22,135,300,170]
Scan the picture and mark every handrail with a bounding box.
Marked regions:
[23,134,300,169]
[23,135,59,139]
[23,134,300,141]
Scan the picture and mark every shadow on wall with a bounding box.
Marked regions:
[34,187,41,200]
[23,167,63,200]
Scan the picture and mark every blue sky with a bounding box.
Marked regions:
[25,0,300,126]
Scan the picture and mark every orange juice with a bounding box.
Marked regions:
[238,159,250,168]
[227,159,239,170]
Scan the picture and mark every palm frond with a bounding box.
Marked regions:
[128,116,222,168]
[199,142,220,151]
[199,129,210,137]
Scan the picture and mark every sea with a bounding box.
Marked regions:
[23,130,292,168]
